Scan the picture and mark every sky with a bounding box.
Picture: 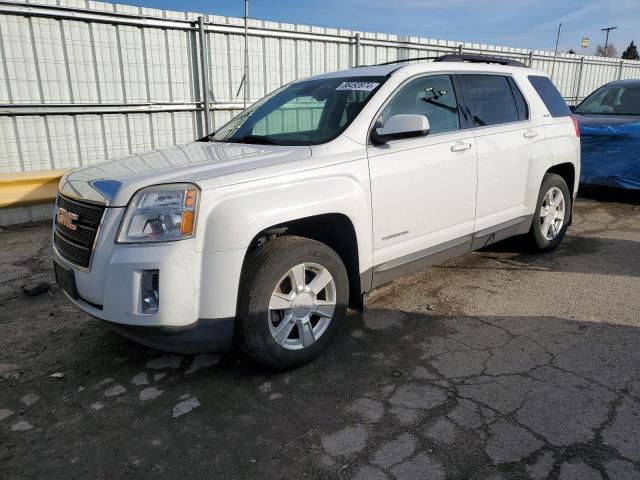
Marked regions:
[123,0,639,56]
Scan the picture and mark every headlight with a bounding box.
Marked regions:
[117,183,200,243]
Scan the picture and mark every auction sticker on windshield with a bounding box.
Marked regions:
[335,81,380,91]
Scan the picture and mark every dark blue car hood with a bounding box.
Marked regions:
[576,114,640,190]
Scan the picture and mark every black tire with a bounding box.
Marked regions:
[526,173,572,252]
[236,236,349,370]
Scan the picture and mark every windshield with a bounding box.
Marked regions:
[575,85,640,115]
[210,76,386,145]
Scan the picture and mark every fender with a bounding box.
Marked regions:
[196,162,374,275]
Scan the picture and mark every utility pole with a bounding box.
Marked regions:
[550,23,562,81]
[601,26,617,57]
[243,0,249,108]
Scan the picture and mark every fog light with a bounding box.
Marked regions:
[141,270,159,314]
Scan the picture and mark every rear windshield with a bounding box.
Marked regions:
[528,76,571,118]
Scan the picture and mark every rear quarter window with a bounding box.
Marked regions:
[528,75,571,117]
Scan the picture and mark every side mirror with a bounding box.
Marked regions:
[371,114,430,144]
[569,105,576,112]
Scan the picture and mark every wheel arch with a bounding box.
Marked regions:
[242,213,364,310]
[547,162,576,198]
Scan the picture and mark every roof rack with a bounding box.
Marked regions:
[368,53,528,68]
[434,54,528,67]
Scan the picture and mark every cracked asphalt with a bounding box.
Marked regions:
[1,192,640,480]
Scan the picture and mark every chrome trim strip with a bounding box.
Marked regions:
[368,215,534,291]
[473,215,531,240]
[471,214,533,250]
[374,235,472,274]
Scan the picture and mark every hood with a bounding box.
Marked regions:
[576,114,640,140]
[59,142,312,207]
[575,113,640,129]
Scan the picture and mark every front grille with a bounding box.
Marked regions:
[54,195,106,268]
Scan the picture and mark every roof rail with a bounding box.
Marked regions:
[434,54,528,68]
[372,56,440,66]
[366,53,528,68]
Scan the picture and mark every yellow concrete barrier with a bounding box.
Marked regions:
[0,170,65,208]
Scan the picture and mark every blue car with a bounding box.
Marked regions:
[574,79,640,190]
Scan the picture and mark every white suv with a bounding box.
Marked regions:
[53,54,580,369]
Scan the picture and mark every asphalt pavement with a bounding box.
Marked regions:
[1,193,639,480]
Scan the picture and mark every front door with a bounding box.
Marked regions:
[367,74,477,285]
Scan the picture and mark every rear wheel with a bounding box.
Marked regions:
[526,173,571,252]
[237,236,349,370]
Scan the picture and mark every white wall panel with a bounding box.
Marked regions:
[151,112,174,149]
[76,115,105,165]
[0,0,639,176]
[174,111,196,144]
[128,113,152,153]
[0,116,21,172]
[103,114,129,159]
[119,25,147,102]
[209,32,231,102]
[166,30,194,103]
[144,28,170,102]
[248,35,264,101]
[63,20,98,102]
[15,116,50,171]
[31,17,69,103]
[92,23,124,103]
[0,15,40,103]
[47,115,80,169]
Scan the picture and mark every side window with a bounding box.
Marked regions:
[528,75,571,117]
[508,78,529,121]
[377,74,460,135]
[458,74,521,127]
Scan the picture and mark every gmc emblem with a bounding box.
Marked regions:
[56,207,79,231]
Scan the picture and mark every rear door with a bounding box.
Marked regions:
[456,73,543,239]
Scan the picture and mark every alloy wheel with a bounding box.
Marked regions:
[267,262,337,350]
[540,186,566,241]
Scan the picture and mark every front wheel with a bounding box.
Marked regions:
[526,173,572,252]
[236,236,349,370]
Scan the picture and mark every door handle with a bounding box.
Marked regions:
[450,142,472,152]
[523,130,539,139]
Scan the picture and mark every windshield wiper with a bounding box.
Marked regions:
[235,135,280,145]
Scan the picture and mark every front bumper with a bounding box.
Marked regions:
[54,206,247,352]
[108,317,235,354]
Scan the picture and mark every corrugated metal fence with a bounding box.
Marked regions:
[1,0,640,175]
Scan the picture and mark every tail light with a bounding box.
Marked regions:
[571,114,580,138]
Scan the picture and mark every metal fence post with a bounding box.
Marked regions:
[574,57,585,105]
[618,60,625,80]
[354,33,360,67]
[198,16,210,135]
[244,0,249,108]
